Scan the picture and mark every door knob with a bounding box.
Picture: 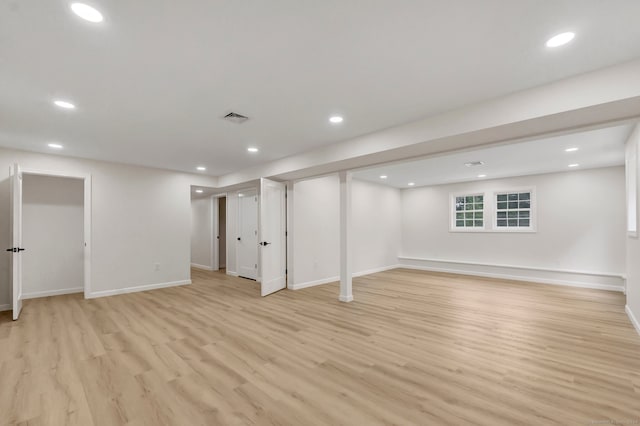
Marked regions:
[259,241,271,246]
[237,237,241,241]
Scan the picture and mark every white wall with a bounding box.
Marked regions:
[190,197,213,269]
[292,175,340,287]
[625,125,640,334]
[401,167,626,290]
[22,174,84,297]
[352,179,402,274]
[0,147,218,309]
[291,175,401,289]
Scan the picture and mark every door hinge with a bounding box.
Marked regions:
[255,264,257,269]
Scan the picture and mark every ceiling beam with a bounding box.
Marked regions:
[217,59,640,186]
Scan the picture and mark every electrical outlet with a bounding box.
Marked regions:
[154,263,160,271]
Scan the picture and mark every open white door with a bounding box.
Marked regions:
[259,178,286,296]
[9,164,24,320]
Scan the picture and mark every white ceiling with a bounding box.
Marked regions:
[190,186,221,200]
[2,1,640,176]
[353,124,633,188]
[190,180,259,199]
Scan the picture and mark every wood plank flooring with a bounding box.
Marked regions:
[1,268,639,425]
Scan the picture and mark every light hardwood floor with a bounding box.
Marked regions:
[1,268,639,425]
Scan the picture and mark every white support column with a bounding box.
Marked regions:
[339,171,353,302]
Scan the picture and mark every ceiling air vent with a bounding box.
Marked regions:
[222,112,249,124]
[464,161,485,167]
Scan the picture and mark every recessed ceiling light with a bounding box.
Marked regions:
[329,116,344,124]
[53,100,76,109]
[546,32,575,48]
[565,147,579,152]
[247,147,259,153]
[195,189,204,193]
[568,163,580,168]
[380,175,388,179]
[477,174,487,178]
[238,193,244,197]
[48,143,64,149]
[408,182,415,186]
[70,3,104,23]
[196,166,206,171]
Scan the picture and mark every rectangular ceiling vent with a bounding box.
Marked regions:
[464,161,485,167]
[222,112,249,124]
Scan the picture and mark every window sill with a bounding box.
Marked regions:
[490,228,537,233]
[449,227,537,234]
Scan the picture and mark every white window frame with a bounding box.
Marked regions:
[492,187,537,233]
[449,192,486,232]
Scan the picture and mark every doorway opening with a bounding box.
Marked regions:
[190,182,287,297]
[9,165,92,320]
[23,174,84,299]
[190,186,220,272]
[189,187,229,275]
[216,196,226,271]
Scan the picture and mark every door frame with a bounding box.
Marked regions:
[21,168,92,298]
[210,193,227,271]
[285,181,293,289]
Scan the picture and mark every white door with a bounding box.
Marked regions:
[9,164,24,320]
[237,191,258,280]
[259,178,286,296]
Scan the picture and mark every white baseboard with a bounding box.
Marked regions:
[226,270,238,277]
[191,263,214,271]
[291,265,401,290]
[22,287,83,300]
[398,257,625,292]
[87,280,191,299]
[0,304,10,312]
[291,276,339,290]
[626,305,640,336]
[353,264,402,278]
